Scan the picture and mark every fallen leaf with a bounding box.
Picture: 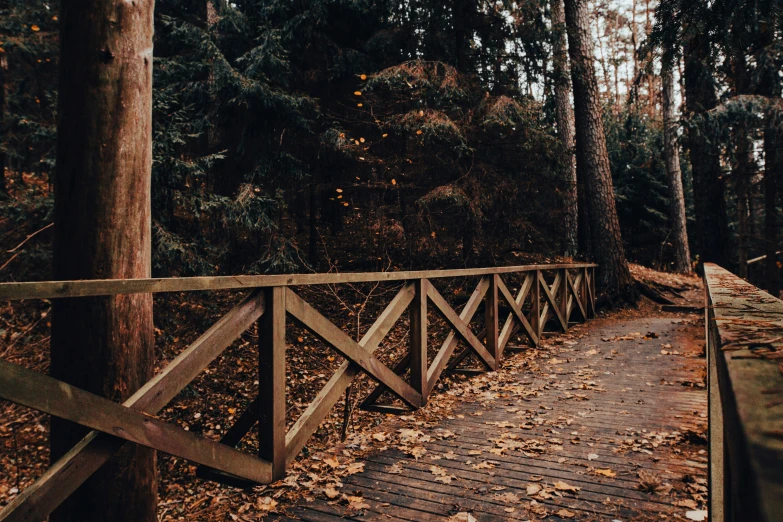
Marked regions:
[557,508,575,518]
[447,513,477,522]
[686,510,708,521]
[323,488,340,500]
[256,497,277,511]
[554,481,581,493]
[595,468,616,478]
[587,453,599,461]
[526,484,542,495]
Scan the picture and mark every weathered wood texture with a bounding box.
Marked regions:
[704,263,783,522]
[274,317,708,521]
[0,265,595,521]
[0,263,596,301]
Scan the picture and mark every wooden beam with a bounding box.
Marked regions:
[286,283,414,463]
[485,275,499,369]
[258,287,287,480]
[410,279,428,403]
[538,271,567,332]
[359,352,411,411]
[567,271,587,321]
[498,273,534,351]
[0,359,272,484]
[426,283,496,370]
[532,271,541,342]
[496,276,538,347]
[0,263,598,301]
[0,290,265,522]
[285,288,422,409]
[428,277,489,388]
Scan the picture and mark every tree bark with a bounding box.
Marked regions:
[661,69,692,273]
[764,123,781,295]
[551,0,578,257]
[51,2,156,522]
[735,130,753,278]
[0,54,6,198]
[564,0,635,301]
[683,31,731,269]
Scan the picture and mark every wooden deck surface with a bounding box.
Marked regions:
[274,313,708,521]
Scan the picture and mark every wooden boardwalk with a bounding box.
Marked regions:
[276,314,708,521]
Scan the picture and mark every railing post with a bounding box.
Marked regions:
[410,279,428,404]
[258,286,286,480]
[581,266,588,320]
[533,270,541,344]
[560,268,569,328]
[591,266,597,315]
[486,274,499,369]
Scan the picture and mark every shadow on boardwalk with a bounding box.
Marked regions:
[273,307,708,522]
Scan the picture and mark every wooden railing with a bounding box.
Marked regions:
[0,263,596,521]
[704,263,783,522]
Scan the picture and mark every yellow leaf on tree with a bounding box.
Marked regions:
[336,188,343,193]
[31,25,40,32]
[343,202,349,207]
[416,129,423,135]
[357,103,363,107]
[391,179,397,185]
[360,74,367,80]
[359,137,365,143]
[382,133,388,138]
[354,91,362,96]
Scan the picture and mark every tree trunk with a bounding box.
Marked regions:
[735,130,754,278]
[764,123,781,296]
[564,0,635,301]
[683,31,730,269]
[309,180,319,266]
[51,2,156,522]
[551,0,578,257]
[453,0,471,72]
[662,69,692,273]
[0,54,6,199]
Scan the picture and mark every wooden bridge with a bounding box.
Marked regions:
[10,263,781,520]
[0,264,596,521]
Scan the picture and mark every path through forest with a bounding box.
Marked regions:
[274,297,708,521]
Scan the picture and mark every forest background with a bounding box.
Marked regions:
[2,0,779,291]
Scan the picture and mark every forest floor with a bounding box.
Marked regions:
[0,263,707,521]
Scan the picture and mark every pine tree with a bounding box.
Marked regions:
[51,1,156,521]
[564,0,636,300]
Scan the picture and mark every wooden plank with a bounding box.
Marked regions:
[498,273,533,351]
[426,283,496,370]
[704,263,783,521]
[286,283,414,462]
[359,352,411,410]
[196,395,261,487]
[0,290,266,522]
[410,279,428,402]
[567,270,587,321]
[485,275,499,368]
[428,277,489,388]
[0,359,272,484]
[258,287,287,480]
[539,271,567,331]
[496,276,538,347]
[0,263,597,301]
[532,270,541,340]
[285,288,422,409]
[560,268,569,325]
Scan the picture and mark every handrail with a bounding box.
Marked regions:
[0,263,597,300]
[703,263,783,522]
[0,263,596,522]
